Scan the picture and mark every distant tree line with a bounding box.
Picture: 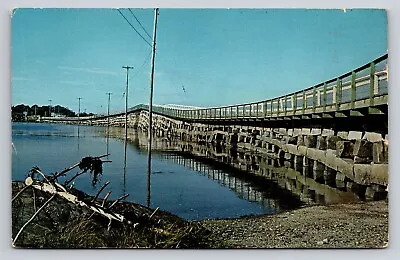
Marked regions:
[11,104,94,121]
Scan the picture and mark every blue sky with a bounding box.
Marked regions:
[11,8,387,114]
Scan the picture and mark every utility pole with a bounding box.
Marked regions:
[48,99,52,117]
[77,97,82,121]
[105,92,112,158]
[106,92,112,129]
[122,66,134,141]
[106,92,112,119]
[147,7,159,208]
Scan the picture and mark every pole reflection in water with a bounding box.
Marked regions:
[77,125,80,151]
[147,159,151,208]
[106,130,110,158]
[122,135,127,197]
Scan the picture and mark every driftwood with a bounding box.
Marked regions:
[25,177,128,223]
[12,154,135,245]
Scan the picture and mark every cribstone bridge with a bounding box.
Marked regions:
[44,54,389,200]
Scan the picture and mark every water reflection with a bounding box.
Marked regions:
[77,125,80,152]
[106,135,110,158]
[116,132,302,212]
[12,123,366,219]
[94,126,362,216]
[122,130,362,207]
[122,137,127,197]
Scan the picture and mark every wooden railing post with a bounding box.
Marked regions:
[317,90,321,107]
[263,101,267,118]
[351,71,356,109]
[335,78,342,110]
[256,103,258,118]
[276,98,280,116]
[312,86,316,113]
[284,95,287,116]
[270,101,273,117]
[293,93,297,114]
[249,104,252,117]
[370,62,375,106]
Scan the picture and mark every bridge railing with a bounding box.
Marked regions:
[78,54,387,123]
[46,54,387,123]
[150,54,387,120]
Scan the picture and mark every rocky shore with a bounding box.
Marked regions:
[201,200,389,248]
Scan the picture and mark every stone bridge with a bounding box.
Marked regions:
[43,54,389,200]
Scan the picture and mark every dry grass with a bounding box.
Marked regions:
[12,182,223,249]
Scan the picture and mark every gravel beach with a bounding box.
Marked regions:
[200,200,389,248]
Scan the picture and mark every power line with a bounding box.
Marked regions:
[130,49,152,80]
[116,9,152,47]
[128,8,152,40]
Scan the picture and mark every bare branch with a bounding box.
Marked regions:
[12,194,56,245]
[92,181,110,203]
[101,191,112,207]
[64,170,86,186]
[31,167,51,184]
[12,184,32,202]
[149,207,159,219]
[108,194,129,210]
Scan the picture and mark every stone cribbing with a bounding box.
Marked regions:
[67,111,389,200]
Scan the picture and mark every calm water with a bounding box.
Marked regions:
[12,122,303,220]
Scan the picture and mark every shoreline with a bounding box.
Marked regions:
[200,200,388,248]
[12,179,388,248]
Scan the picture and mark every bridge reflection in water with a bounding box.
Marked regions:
[113,129,361,212]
